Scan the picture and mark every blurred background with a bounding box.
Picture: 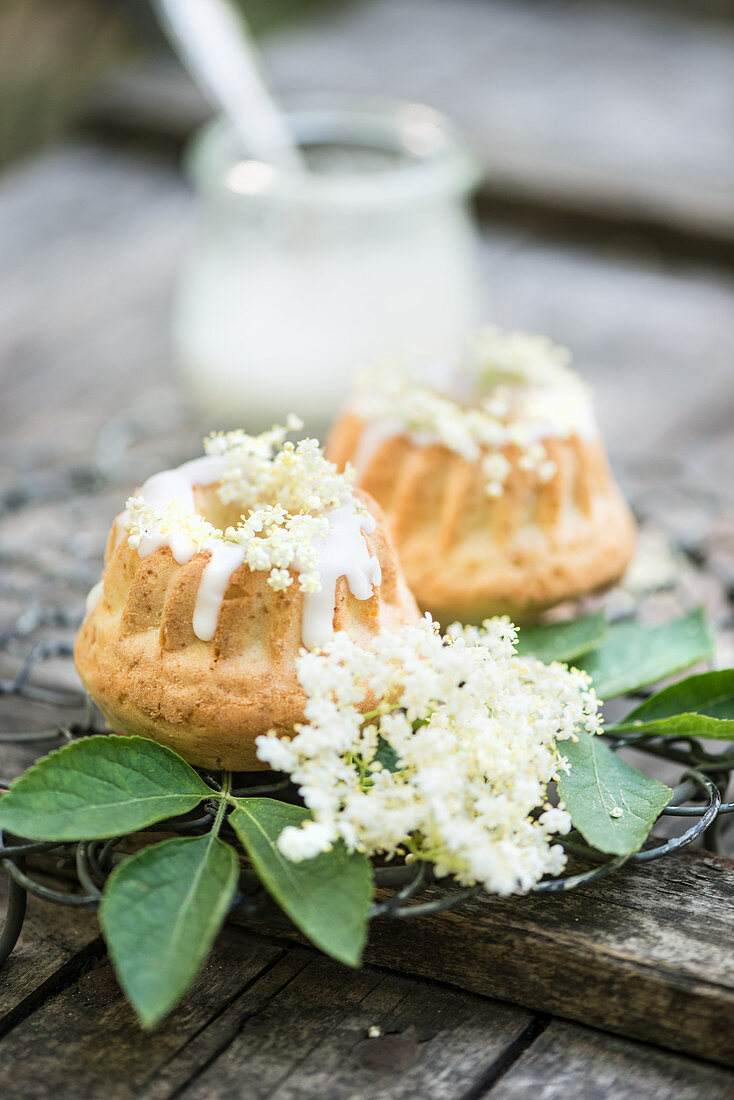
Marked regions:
[2,0,733,428]
[1,0,734,576]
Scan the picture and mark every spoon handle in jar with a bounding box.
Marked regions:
[153,0,306,172]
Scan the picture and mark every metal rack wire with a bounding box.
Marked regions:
[1,640,733,967]
[2,413,733,972]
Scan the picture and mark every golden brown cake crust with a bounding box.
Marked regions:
[327,413,635,623]
[74,490,419,771]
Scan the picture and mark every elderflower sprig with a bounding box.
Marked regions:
[351,326,596,496]
[125,498,219,552]
[206,417,360,517]
[224,509,330,593]
[472,326,574,389]
[256,616,602,895]
[124,419,366,594]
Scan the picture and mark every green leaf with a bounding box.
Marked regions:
[230,799,372,967]
[100,834,238,1027]
[515,613,607,664]
[579,609,713,699]
[558,730,672,855]
[609,669,734,740]
[374,735,400,774]
[0,735,212,841]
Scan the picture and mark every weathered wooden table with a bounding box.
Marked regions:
[3,3,734,1092]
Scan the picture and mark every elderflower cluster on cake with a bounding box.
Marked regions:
[343,327,595,495]
[257,616,601,895]
[124,417,365,596]
[327,324,635,622]
[74,421,419,771]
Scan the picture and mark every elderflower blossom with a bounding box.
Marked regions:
[124,419,365,594]
[125,499,219,552]
[207,416,359,516]
[351,326,594,496]
[256,616,602,895]
[473,326,574,389]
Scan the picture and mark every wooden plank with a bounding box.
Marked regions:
[139,948,315,1100]
[0,696,88,785]
[0,143,190,441]
[489,1018,734,1099]
[229,848,734,1068]
[0,922,534,1100]
[0,877,100,1028]
[164,952,534,1100]
[86,0,734,243]
[265,0,734,243]
[4,873,733,1099]
[0,926,286,1099]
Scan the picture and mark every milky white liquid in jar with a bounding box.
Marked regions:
[173,98,483,430]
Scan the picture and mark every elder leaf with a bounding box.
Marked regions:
[230,799,372,967]
[100,834,238,1028]
[559,730,672,855]
[0,735,212,841]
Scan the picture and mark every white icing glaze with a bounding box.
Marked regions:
[508,416,598,446]
[111,455,229,554]
[137,455,229,512]
[85,580,104,615]
[193,539,246,641]
[132,455,232,624]
[354,403,597,458]
[299,504,382,650]
[351,418,404,477]
[350,347,601,487]
[117,454,381,649]
[350,396,598,484]
[420,360,476,406]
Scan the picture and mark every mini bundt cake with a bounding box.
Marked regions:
[75,420,419,770]
[327,327,635,623]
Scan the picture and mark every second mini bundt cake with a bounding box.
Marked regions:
[75,420,419,770]
[327,328,635,623]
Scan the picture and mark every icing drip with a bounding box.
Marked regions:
[133,454,231,597]
[352,418,404,478]
[352,401,598,468]
[349,329,601,496]
[112,455,229,553]
[136,455,229,512]
[85,580,104,615]
[121,455,381,649]
[299,505,382,650]
[193,540,247,641]
[352,418,445,480]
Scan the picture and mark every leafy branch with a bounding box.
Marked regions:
[0,736,372,1027]
[0,607,728,1027]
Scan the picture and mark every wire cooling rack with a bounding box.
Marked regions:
[1,638,733,967]
[2,409,733,967]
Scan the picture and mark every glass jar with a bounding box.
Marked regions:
[173,95,483,432]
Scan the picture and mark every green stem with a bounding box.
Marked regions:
[212,772,232,836]
[361,704,394,722]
